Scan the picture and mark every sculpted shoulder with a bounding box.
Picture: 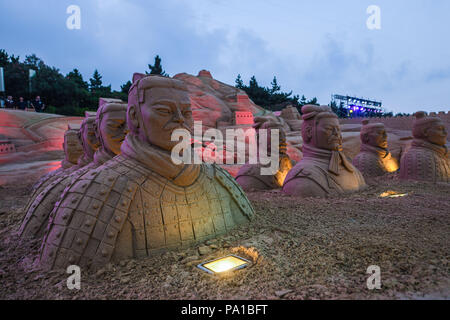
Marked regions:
[283,163,328,198]
[211,164,255,220]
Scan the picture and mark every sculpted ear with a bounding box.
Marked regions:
[305,125,313,143]
[362,133,370,144]
[128,105,139,131]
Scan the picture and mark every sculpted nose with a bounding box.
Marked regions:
[173,108,185,124]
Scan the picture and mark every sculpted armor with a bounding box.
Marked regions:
[353,120,399,177]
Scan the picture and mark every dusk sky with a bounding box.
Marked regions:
[1,0,449,114]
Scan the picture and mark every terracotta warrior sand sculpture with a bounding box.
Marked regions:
[352,120,399,177]
[39,74,254,270]
[283,105,366,197]
[76,115,100,167]
[400,111,449,182]
[236,116,293,191]
[20,102,128,239]
[60,126,84,170]
[32,126,83,191]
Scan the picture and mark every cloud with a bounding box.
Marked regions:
[0,0,449,114]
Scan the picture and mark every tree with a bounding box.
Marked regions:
[330,100,348,118]
[306,97,318,105]
[24,54,42,68]
[235,74,244,89]
[66,69,88,90]
[89,69,103,91]
[147,55,168,76]
[0,49,9,67]
[300,95,307,106]
[235,74,303,112]
[269,76,281,94]
[10,55,20,64]
[121,80,132,94]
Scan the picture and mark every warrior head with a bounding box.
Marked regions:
[63,127,83,165]
[301,105,342,151]
[126,74,193,152]
[412,111,447,147]
[94,100,128,156]
[360,120,388,149]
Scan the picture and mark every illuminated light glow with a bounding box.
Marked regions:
[197,255,250,274]
[379,190,408,198]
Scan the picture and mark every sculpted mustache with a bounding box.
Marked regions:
[166,124,192,133]
[328,135,342,143]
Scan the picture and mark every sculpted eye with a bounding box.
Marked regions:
[183,110,192,117]
[156,108,171,114]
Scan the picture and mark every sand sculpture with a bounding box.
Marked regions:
[60,126,84,170]
[352,120,399,177]
[283,105,366,197]
[76,115,100,167]
[236,117,293,190]
[20,101,128,239]
[400,111,449,182]
[38,74,254,270]
[31,126,83,191]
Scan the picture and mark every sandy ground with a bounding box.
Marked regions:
[0,174,449,300]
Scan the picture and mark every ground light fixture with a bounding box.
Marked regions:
[379,190,409,198]
[197,254,251,274]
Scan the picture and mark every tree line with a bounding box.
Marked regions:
[235,74,318,113]
[0,50,167,116]
[1,49,399,118]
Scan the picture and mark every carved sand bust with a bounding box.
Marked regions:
[93,100,128,164]
[282,105,366,197]
[61,127,83,169]
[77,116,100,166]
[400,111,449,182]
[38,74,254,270]
[352,120,399,177]
[19,103,127,240]
[236,116,293,191]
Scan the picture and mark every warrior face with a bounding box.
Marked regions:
[138,86,193,151]
[365,126,388,149]
[80,118,99,157]
[424,120,447,147]
[314,117,342,151]
[63,132,83,164]
[98,109,128,155]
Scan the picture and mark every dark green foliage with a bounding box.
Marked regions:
[89,69,103,90]
[0,49,127,116]
[329,100,348,118]
[121,80,132,94]
[235,74,244,89]
[234,74,318,113]
[146,55,168,76]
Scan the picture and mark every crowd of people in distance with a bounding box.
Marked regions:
[1,95,45,112]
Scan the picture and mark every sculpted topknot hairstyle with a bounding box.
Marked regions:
[412,111,442,139]
[301,105,338,142]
